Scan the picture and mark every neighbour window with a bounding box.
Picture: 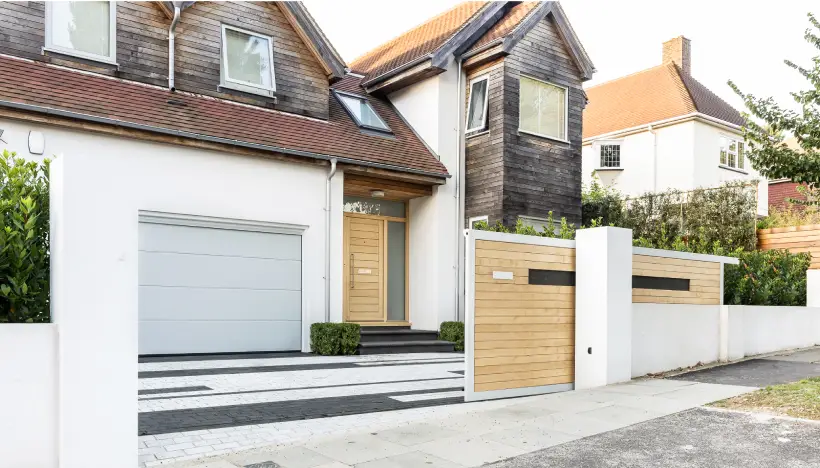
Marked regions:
[336,92,391,132]
[720,136,745,170]
[45,1,116,63]
[221,25,276,94]
[519,76,567,141]
[465,75,489,133]
[599,143,621,168]
[469,216,489,229]
[519,216,553,233]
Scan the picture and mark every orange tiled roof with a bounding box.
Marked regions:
[349,2,487,81]
[467,2,540,52]
[583,63,744,139]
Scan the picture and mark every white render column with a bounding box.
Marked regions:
[574,227,633,389]
[50,155,138,468]
[807,270,820,307]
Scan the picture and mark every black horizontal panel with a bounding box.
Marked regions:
[632,275,690,291]
[529,269,575,286]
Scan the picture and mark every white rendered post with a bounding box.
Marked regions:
[807,270,820,307]
[51,156,138,468]
[575,227,633,389]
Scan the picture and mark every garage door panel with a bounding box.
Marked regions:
[139,320,301,354]
[139,251,301,290]
[139,223,301,260]
[139,286,300,321]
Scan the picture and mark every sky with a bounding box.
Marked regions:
[303,0,818,112]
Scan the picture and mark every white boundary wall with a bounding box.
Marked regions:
[732,306,820,357]
[0,324,58,468]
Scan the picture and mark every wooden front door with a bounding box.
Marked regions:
[344,214,385,322]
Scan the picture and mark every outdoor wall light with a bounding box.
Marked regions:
[28,131,45,155]
[370,190,385,198]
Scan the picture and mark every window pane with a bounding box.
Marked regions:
[51,1,110,58]
[225,28,272,88]
[737,142,745,169]
[519,77,566,140]
[600,144,620,167]
[343,196,405,217]
[386,221,406,322]
[338,95,389,130]
[466,79,488,131]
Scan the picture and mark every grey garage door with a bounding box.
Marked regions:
[138,219,302,355]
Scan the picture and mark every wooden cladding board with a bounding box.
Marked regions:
[473,240,575,393]
[632,255,721,305]
[759,225,820,269]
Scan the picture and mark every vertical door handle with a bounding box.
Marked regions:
[350,253,354,289]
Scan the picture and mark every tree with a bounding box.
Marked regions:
[728,13,820,196]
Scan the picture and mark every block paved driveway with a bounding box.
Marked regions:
[138,352,465,466]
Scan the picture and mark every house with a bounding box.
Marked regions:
[0,0,592,354]
[768,138,809,210]
[581,36,768,216]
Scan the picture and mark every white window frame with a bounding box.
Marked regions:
[596,140,623,170]
[44,0,117,65]
[220,24,276,96]
[469,216,489,229]
[334,90,391,133]
[465,75,490,134]
[719,134,746,172]
[518,75,569,143]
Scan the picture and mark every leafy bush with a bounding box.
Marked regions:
[310,323,361,355]
[724,249,810,306]
[439,321,464,351]
[582,176,626,227]
[758,204,820,229]
[473,214,576,240]
[0,150,50,323]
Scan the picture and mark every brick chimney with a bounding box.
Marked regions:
[662,36,691,75]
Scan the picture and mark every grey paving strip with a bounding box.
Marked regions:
[137,385,212,396]
[138,359,463,379]
[486,408,820,468]
[138,376,463,401]
[669,358,820,387]
[138,352,310,363]
[138,387,464,435]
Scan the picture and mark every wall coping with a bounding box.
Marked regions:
[633,246,739,265]
[758,224,820,234]
[465,229,576,249]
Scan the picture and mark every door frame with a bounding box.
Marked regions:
[343,211,410,324]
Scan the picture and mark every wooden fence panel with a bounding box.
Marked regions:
[758,224,820,269]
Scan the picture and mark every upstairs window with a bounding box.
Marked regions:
[720,136,745,170]
[599,143,621,168]
[221,25,276,95]
[466,75,489,133]
[519,76,567,141]
[336,92,391,132]
[45,1,116,63]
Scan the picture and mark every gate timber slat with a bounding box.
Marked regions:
[464,230,577,402]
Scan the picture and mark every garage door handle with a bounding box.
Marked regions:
[350,253,354,289]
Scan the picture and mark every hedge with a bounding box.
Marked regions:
[724,249,810,306]
[439,321,464,351]
[310,323,361,355]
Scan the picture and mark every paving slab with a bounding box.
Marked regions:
[229,446,334,468]
[486,408,820,468]
[669,359,820,387]
[354,451,466,468]
[306,434,412,466]
[412,434,526,466]
[765,348,820,364]
[371,423,463,447]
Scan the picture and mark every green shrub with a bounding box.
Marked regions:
[310,322,360,355]
[724,249,810,306]
[0,150,50,323]
[473,214,576,240]
[439,321,464,351]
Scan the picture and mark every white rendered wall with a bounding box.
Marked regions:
[575,227,633,389]
[582,132,656,195]
[0,324,57,468]
[632,304,721,377]
[738,306,820,356]
[0,118,345,352]
[390,61,460,329]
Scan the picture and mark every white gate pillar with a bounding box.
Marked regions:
[574,227,633,389]
[51,155,138,468]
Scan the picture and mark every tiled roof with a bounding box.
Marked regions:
[583,63,744,139]
[467,2,540,52]
[349,2,487,81]
[0,55,448,177]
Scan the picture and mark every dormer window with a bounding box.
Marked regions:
[221,25,276,96]
[335,91,391,132]
[45,1,117,64]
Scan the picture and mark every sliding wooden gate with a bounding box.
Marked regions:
[464,229,576,402]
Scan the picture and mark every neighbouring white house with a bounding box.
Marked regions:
[0,1,595,357]
[581,36,768,216]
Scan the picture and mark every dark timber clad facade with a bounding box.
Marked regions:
[465,15,586,227]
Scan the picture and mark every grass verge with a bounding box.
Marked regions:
[710,377,820,420]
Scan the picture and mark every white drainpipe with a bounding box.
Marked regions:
[168,4,181,91]
[325,158,338,322]
[648,124,658,192]
[454,58,464,322]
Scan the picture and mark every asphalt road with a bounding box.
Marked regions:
[488,408,820,468]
